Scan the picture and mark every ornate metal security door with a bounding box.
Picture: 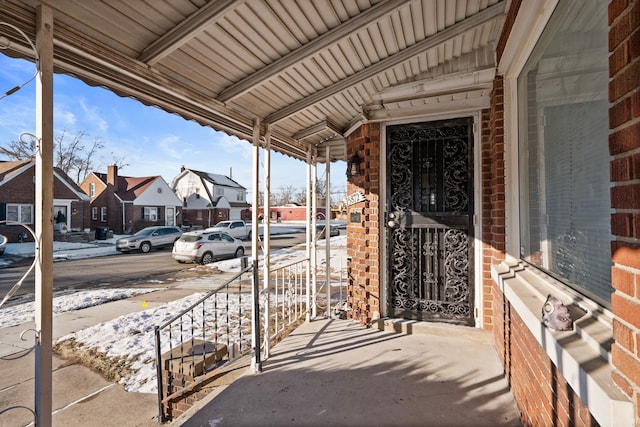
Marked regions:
[386,118,474,325]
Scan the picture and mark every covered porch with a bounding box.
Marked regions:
[176,318,520,427]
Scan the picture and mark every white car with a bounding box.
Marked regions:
[0,234,7,255]
[172,231,245,264]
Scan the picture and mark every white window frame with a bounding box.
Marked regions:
[89,182,95,197]
[101,207,107,222]
[6,204,34,224]
[92,207,98,220]
[496,1,632,425]
[144,206,159,221]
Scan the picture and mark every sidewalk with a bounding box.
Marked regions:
[0,288,199,427]
[175,318,522,427]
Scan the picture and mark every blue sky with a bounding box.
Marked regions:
[0,54,345,198]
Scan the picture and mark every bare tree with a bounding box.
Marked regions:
[54,130,105,182]
[1,130,124,183]
[0,135,37,160]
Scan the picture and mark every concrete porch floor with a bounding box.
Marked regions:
[175,318,522,427]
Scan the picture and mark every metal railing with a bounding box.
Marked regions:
[154,260,259,423]
[261,258,309,356]
[154,252,349,423]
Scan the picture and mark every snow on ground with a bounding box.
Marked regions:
[0,229,347,394]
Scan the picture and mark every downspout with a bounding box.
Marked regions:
[120,198,125,233]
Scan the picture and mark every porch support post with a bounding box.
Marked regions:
[325,145,331,318]
[305,149,312,322]
[250,118,261,372]
[262,124,271,358]
[311,149,318,318]
[34,4,54,425]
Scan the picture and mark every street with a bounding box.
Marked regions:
[0,231,310,301]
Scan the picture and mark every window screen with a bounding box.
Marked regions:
[518,0,612,306]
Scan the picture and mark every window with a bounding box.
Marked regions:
[215,188,224,196]
[518,0,612,306]
[89,182,95,197]
[237,192,245,201]
[101,207,107,222]
[92,207,98,220]
[144,207,159,221]
[6,204,33,224]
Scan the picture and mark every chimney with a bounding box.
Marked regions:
[181,165,186,173]
[229,167,232,179]
[107,164,118,192]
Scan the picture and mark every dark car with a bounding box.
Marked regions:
[115,226,183,253]
[316,224,339,239]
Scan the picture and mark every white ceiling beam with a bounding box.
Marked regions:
[216,0,407,103]
[264,0,506,124]
[292,118,341,141]
[138,0,243,65]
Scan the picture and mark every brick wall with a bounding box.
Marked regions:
[493,290,599,426]
[609,0,640,424]
[346,123,381,325]
[485,1,602,424]
[485,75,598,427]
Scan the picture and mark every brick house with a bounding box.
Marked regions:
[171,166,250,228]
[0,160,90,242]
[80,164,182,234]
[344,1,640,426]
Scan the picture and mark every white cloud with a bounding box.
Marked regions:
[79,98,109,133]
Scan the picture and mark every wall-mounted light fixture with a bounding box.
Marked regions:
[347,152,363,177]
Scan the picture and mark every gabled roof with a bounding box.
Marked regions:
[0,160,32,182]
[0,160,90,200]
[94,172,159,202]
[187,168,246,190]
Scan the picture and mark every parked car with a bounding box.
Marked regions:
[206,220,251,240]
[172,230,245,264]
[115,226,183,253]
[0,234,7,255]
[316,224,340,239]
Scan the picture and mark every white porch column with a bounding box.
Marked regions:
[34,4,54,426]
[311,150,318,319]
[262,125,271,358]
[325,145,331,318]
[305,149,312,322]
[250,118,260,372]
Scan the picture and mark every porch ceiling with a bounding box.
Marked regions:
[1,0,506,163]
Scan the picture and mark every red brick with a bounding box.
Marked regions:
[613,318,636,352]
[610,121,640,154]
[610,183,640,209]
[610,96,631,126]
[611,59,640,101]
[612,241,640,269]
[613,266,636,295]
[612,343,640,384]
[612,213,633,236]
[612,293,640,329]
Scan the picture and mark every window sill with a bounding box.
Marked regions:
[492,260,633,427]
